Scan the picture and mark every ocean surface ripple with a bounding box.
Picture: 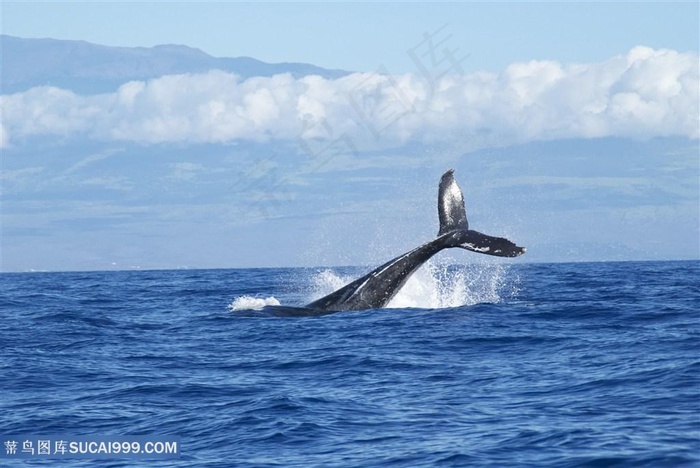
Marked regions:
[1,261,698,467]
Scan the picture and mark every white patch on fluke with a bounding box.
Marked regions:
[462,243,491,253]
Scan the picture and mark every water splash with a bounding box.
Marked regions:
[228,295,280,311]
[307,268,357,303]
[307,260,518,309]
[388,261,516,308]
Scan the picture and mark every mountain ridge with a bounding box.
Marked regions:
[0,35,351,94]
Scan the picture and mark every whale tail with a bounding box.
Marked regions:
[303,169,524,311]
[438,169,526,258]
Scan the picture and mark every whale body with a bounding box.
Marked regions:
[306,170,525,311]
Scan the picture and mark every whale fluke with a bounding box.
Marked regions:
[438,169,468,235]
[305,170,525,311]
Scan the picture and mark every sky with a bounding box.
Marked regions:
[1,1,699,272]
[2,1,698,73]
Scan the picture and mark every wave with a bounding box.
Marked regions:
[228,295,281,311]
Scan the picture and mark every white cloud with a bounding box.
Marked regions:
[1,47,697,149]
[0,123,8,148]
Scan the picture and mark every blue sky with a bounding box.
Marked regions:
[1,1,699,271]
[3,1,698,73]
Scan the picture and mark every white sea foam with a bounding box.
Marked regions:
[387,261,513,308]
[227,295,280,311]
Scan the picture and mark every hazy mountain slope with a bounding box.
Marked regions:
[1,35,350,94]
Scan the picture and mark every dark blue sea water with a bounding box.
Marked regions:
[1,260,699,467]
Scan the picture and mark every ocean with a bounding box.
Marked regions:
[1,260,698,467]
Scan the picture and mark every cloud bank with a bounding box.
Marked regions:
[2,46,697,149]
